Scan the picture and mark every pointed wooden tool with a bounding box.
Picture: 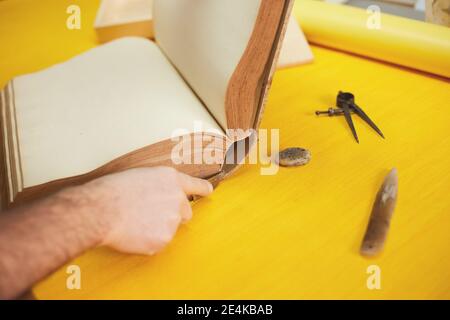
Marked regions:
[360,168,398,256]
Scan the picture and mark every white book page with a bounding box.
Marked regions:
[13,37,222,188]
[153,0,262,129]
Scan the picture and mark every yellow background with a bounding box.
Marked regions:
[0,0,449,299]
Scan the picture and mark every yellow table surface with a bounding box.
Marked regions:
[1,0,449,299]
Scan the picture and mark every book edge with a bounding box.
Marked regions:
[11,133,228,207]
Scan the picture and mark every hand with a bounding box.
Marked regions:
[84,167,213,255]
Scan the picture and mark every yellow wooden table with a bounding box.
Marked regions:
[1,0,449,299]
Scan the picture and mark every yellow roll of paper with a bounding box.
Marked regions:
[294,0,450,78]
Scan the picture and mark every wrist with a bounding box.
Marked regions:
[55,182,117,247]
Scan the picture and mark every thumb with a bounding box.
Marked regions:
[177,172,213,196]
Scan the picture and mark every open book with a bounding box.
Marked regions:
[0,0,294,208]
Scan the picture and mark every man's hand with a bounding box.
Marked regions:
[87,167,213,255]
[0,166,213,299]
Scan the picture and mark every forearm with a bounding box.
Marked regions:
[0,167,213,299]
[0,184,112,299]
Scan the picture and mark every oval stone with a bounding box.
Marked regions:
[277,147,311,167]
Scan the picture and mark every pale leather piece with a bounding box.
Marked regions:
[12,37,224,188]
[277,15,313,69]
[95,0,155,42]
[96,0,153,27]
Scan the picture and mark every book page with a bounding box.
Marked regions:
[13,37,223,188]
[153,0,262,130]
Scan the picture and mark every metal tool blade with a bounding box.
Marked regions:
[352,103,385,139]
[342,102,359,143]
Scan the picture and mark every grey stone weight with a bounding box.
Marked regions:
[277,148,311,167]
